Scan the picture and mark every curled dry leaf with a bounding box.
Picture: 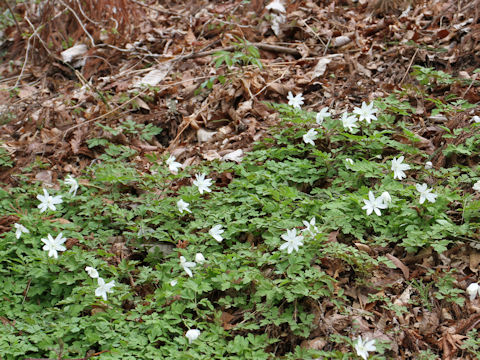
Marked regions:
[385,253,409,280]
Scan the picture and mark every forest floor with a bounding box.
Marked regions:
[1,0,480,359]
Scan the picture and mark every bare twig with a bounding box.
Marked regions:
[1,0,21,35]
[74,0,100,25]
[462,72,479,99]
[22,278,31,304]
[254,68,288,97]
[129,0,181,16]
[13,14,52,88]
[173,42,301,62]
[62,73,215,138]
[57,0,96,47]
[62,88,149,139]
[399,48,419,86]
[14,33,32,88]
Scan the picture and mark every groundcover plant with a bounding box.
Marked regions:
[1,80,479,359]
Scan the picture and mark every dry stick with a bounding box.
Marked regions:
[462,72,479,99]
[301,19,326,48]
[57,0,96,47]
[62,75,214,138]
[129,0,181,16]
[22,278,31,304]
[74,0,101,25]
[173,42,301,62]
[13,14,45,88]
[14,33,32,88]
[62,89,148,139]
[254,68,288,97]
[399,48,419,86]
[1,0,21,35]
[15,15,58,88]
[166,104,207,150]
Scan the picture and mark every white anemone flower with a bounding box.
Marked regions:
[302,217,318,236]
[354,336,376,360]
[177,199,191,214]
[362,191,388,216]
[391,156,411,180]
[95,277,115,301]
[415,183,437,204]
[37,189,63,213]
[222,149,244,163]
[209,224,224,242]
[287,91,304,109]
[193,173,213,194]
[279,229,304,254]
[185,329,201,344]
[166,155,183,174]
[85,266,99,279]
[353,101,377,124]
[316,107,331,125]
[180,256,196,277]
[270,14,285,36]
[41,233,67,259]
[195,253,206,264]
[266,0,286,12]
[380,191,392,206]
[341,112,358,132]
[14,223,29,239]
[64,175,79,196]
[466,282,480,301]
[425,161,433,170]
[473,180,480,192]
[303,129,318,146]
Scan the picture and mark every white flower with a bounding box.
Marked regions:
[95,277,115,301]
[425,161,433,170]
[362,191,388,216]
[209,224,224,242]
[287,91,304,109]
[37,188,63,213]
[472,115,480,123]
[316,107,331,125]
[345,158,354,168]
[195,252,206,264]
[302,217,318,236]
[41,233,67,259]
[222,149,244,163]
[303,129,318,146]
[166,155,183,174]
[180,256,196,277]
[354,336,376,360]
[170,279,178,287]
[466,282,480,301]
[391,156,411,180]
[64,175,79,196]
[193,173,213,194]
[177,199,191,214]
[185,329,201,344]
[380,191,392,206]
[473,180,480,192]
[279,228,304,254]
[270,14,285,36]
[14,223,29,239]
[353,101,377,124]
[266,0,286,12]
[85,266,99,279]
[416,183,437,204]
[341,112,358,132]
